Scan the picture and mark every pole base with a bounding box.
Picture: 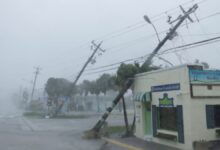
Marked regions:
[121,131,134,138]
[82,129,100,139]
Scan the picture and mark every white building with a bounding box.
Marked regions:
[133,64,220,150]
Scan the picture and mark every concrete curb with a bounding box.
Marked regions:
[101,137,143,150]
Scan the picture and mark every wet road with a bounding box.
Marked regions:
[0,114,130,150]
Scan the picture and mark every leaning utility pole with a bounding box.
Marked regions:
[72,41,104,86]
[53,41,104,116]
[30,67,40,101]
[88,4,198,135]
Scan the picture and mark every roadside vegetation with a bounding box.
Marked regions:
[23,112,44,118]
[23,111,89,119]
[44,62,159,117]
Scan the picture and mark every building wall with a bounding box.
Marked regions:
[190,97,220,142]
[133,65,220,150]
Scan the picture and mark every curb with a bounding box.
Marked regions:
[101,137,143,150]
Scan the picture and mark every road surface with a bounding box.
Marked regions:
[0,113,131,150]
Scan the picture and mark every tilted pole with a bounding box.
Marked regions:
[30,67,40,101]
[72,41,103,86]
[53,41,104,116]
[91,4,198,132]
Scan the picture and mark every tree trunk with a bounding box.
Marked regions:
[53,96,65,117]
[118,101,122,112]
[122,96,129,134]
[96,95,100,112]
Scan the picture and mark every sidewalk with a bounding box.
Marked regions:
[102,136,180,150]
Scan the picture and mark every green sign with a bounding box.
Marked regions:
[159,93,174,107]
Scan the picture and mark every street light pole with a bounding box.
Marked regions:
[143,15,161,43]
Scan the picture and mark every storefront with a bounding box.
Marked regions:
[133,64,220,150]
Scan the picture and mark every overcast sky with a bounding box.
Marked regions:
[0,0,220,101]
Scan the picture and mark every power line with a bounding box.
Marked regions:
[69,11,220,78]
[64,0,213,60]
[85,56,144,71]
[159,35,220,54]
[67,1,217,78]
[106,34,158,50]
[101,24,147,42]
[181,32,220,37]
[94,22,145,41]
[84,67,119,75]
[84,60,146,76]
[158,38,220,55]
[67,0,212,55]
[83,0,211,43]
[84,41,220,76]
[102,11,220,53]
[83,36,220,75]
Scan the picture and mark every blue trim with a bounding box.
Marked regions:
[151,83,180,92]
[206,105,215,129]
[177,105,184,144]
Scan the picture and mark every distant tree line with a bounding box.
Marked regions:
[45,63,159,98]
[44,62,159,116]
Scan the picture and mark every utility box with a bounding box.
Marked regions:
[133,64,220,150]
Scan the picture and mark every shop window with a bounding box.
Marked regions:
[152,105,184,143]
[206,105,220,128]
[158,107,177,131]
[207,85,212,90]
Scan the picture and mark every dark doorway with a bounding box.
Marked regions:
[158,107,177,131]
[214,105,220,127]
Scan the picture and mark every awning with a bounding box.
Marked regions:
[133,92,151,102]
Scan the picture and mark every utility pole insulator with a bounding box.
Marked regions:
[168,4,198,25]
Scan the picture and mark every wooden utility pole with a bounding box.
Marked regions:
[72,41,104,86]
[30,67,40,101]
[90,4,198,134]
[53,41,104,116]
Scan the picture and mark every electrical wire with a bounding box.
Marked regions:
[159,39,220,55]
[83,36,220,75]
[83,60,145,76]
[159,36,220,54]
[101,11,220,54]
[67,0,213,54]
[65,0,214,58]
[87,0,212,43]
[85,56,144,71]
[83,67,119,75]
[67,0,216,78]
[181,32,220,37]
[83,11,220,75]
